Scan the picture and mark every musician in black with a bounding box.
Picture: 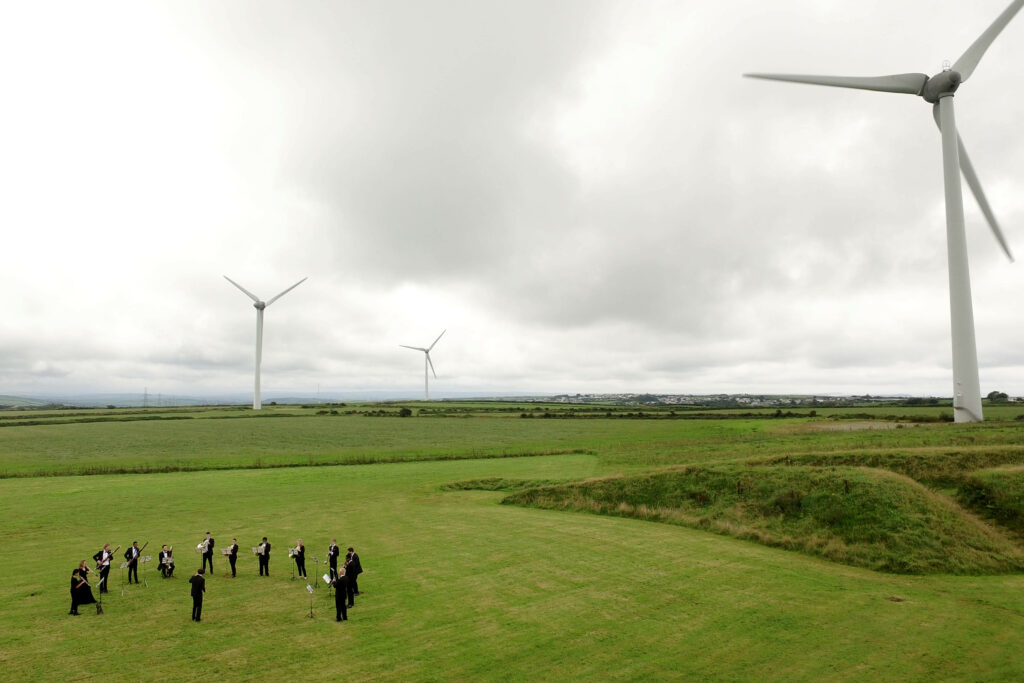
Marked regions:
[125,542,141,584]
[345,547,362,602]
[201,532,215,573]
[159,545,175,578]
[189,568,206,622]
[331,568,348,621]
[327,539,340,580]
[92,544,113,594]
[294,539,306,578]
[227,538,239,578]
[258,537,271,576]
[72,560,98,614]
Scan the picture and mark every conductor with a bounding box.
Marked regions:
[189,568,206,622]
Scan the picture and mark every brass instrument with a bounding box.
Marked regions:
[95,545,120,569]
[255,542,267,556]
[196,538,210,554]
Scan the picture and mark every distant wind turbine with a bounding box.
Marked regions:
[401,330,446,400]
[745,0,1022,423]
[224,275,307,410]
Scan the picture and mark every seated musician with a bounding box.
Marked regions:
[159,545,175,578]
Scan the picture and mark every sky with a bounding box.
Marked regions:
[2,0,1024,400]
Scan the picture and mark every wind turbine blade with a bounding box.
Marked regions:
[743,72,928,95]
[426,352,437,379]
[428,329,446,351]
[931,105,1014,262]
[953,0,1024,81]
[400,345,428,352]
[265,277,308,307]
[224,275,261,303]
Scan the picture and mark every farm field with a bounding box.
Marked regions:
[1,406,1023,680]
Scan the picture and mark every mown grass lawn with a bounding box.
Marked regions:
[2,448,1023,680]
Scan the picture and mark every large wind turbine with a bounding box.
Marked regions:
[224,275,307,410]
[401,330,446,400]
[746,0,1022,423]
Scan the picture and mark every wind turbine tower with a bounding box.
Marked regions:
[745,0,1022,422]
[224,275,307,410]
[401,330,446,400]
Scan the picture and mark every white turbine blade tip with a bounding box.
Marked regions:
[265,276,307,307]
[224,275,261,303]
[953,0,1024,81]
[429,329,446,351]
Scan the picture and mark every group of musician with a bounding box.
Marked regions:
[70,533,364,623]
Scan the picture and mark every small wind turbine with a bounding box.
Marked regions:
[401,330,446,400]
[224,275,307,410]
[745,0,1023,423]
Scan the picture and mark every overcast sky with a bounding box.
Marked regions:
[2,0,1024,399]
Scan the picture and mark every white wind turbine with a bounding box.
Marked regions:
[224,275,307,410]
[401,330,446,400]
[746,0,1022,423]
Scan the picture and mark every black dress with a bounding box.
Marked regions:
[71,570,97,614]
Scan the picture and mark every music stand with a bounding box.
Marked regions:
[311,556,320,590]
[119,561,129,596]
[322,572,333,599]
[306,584,315,619]
[140,555,152,587]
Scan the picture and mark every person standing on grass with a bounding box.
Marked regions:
[124,542,141,584]
[227,538,239,578]
[332,568,348,622]
[190,568,206,622]
[92,544,113,594]
[295,539,306,578]
[258,537,271,576]
[327,539,340,580]
[72,561,98,614]
[201,532,215,574]
[345,547,362,598]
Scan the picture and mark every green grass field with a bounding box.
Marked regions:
[1,407,1023,680]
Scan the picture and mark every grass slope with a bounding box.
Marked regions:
[503,465,1024,574]
[959,466,1024,532]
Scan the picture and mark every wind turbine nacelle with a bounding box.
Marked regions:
[254,301,266,310]
[921,70,961,103]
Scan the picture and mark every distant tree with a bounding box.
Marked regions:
[986,390,1009,403]
[398,407,413,417]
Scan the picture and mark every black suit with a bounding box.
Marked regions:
[332,573,348,621]
[189,574,205,621]
[159,550,175,578]
[124,547,140,583]
[345,552,362,599]
[92,549,112,593]
[258,542,271,576]
[228,543,238,577]
[295,545,306,578]
[327,544,339,580]
[202,537,215,573]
